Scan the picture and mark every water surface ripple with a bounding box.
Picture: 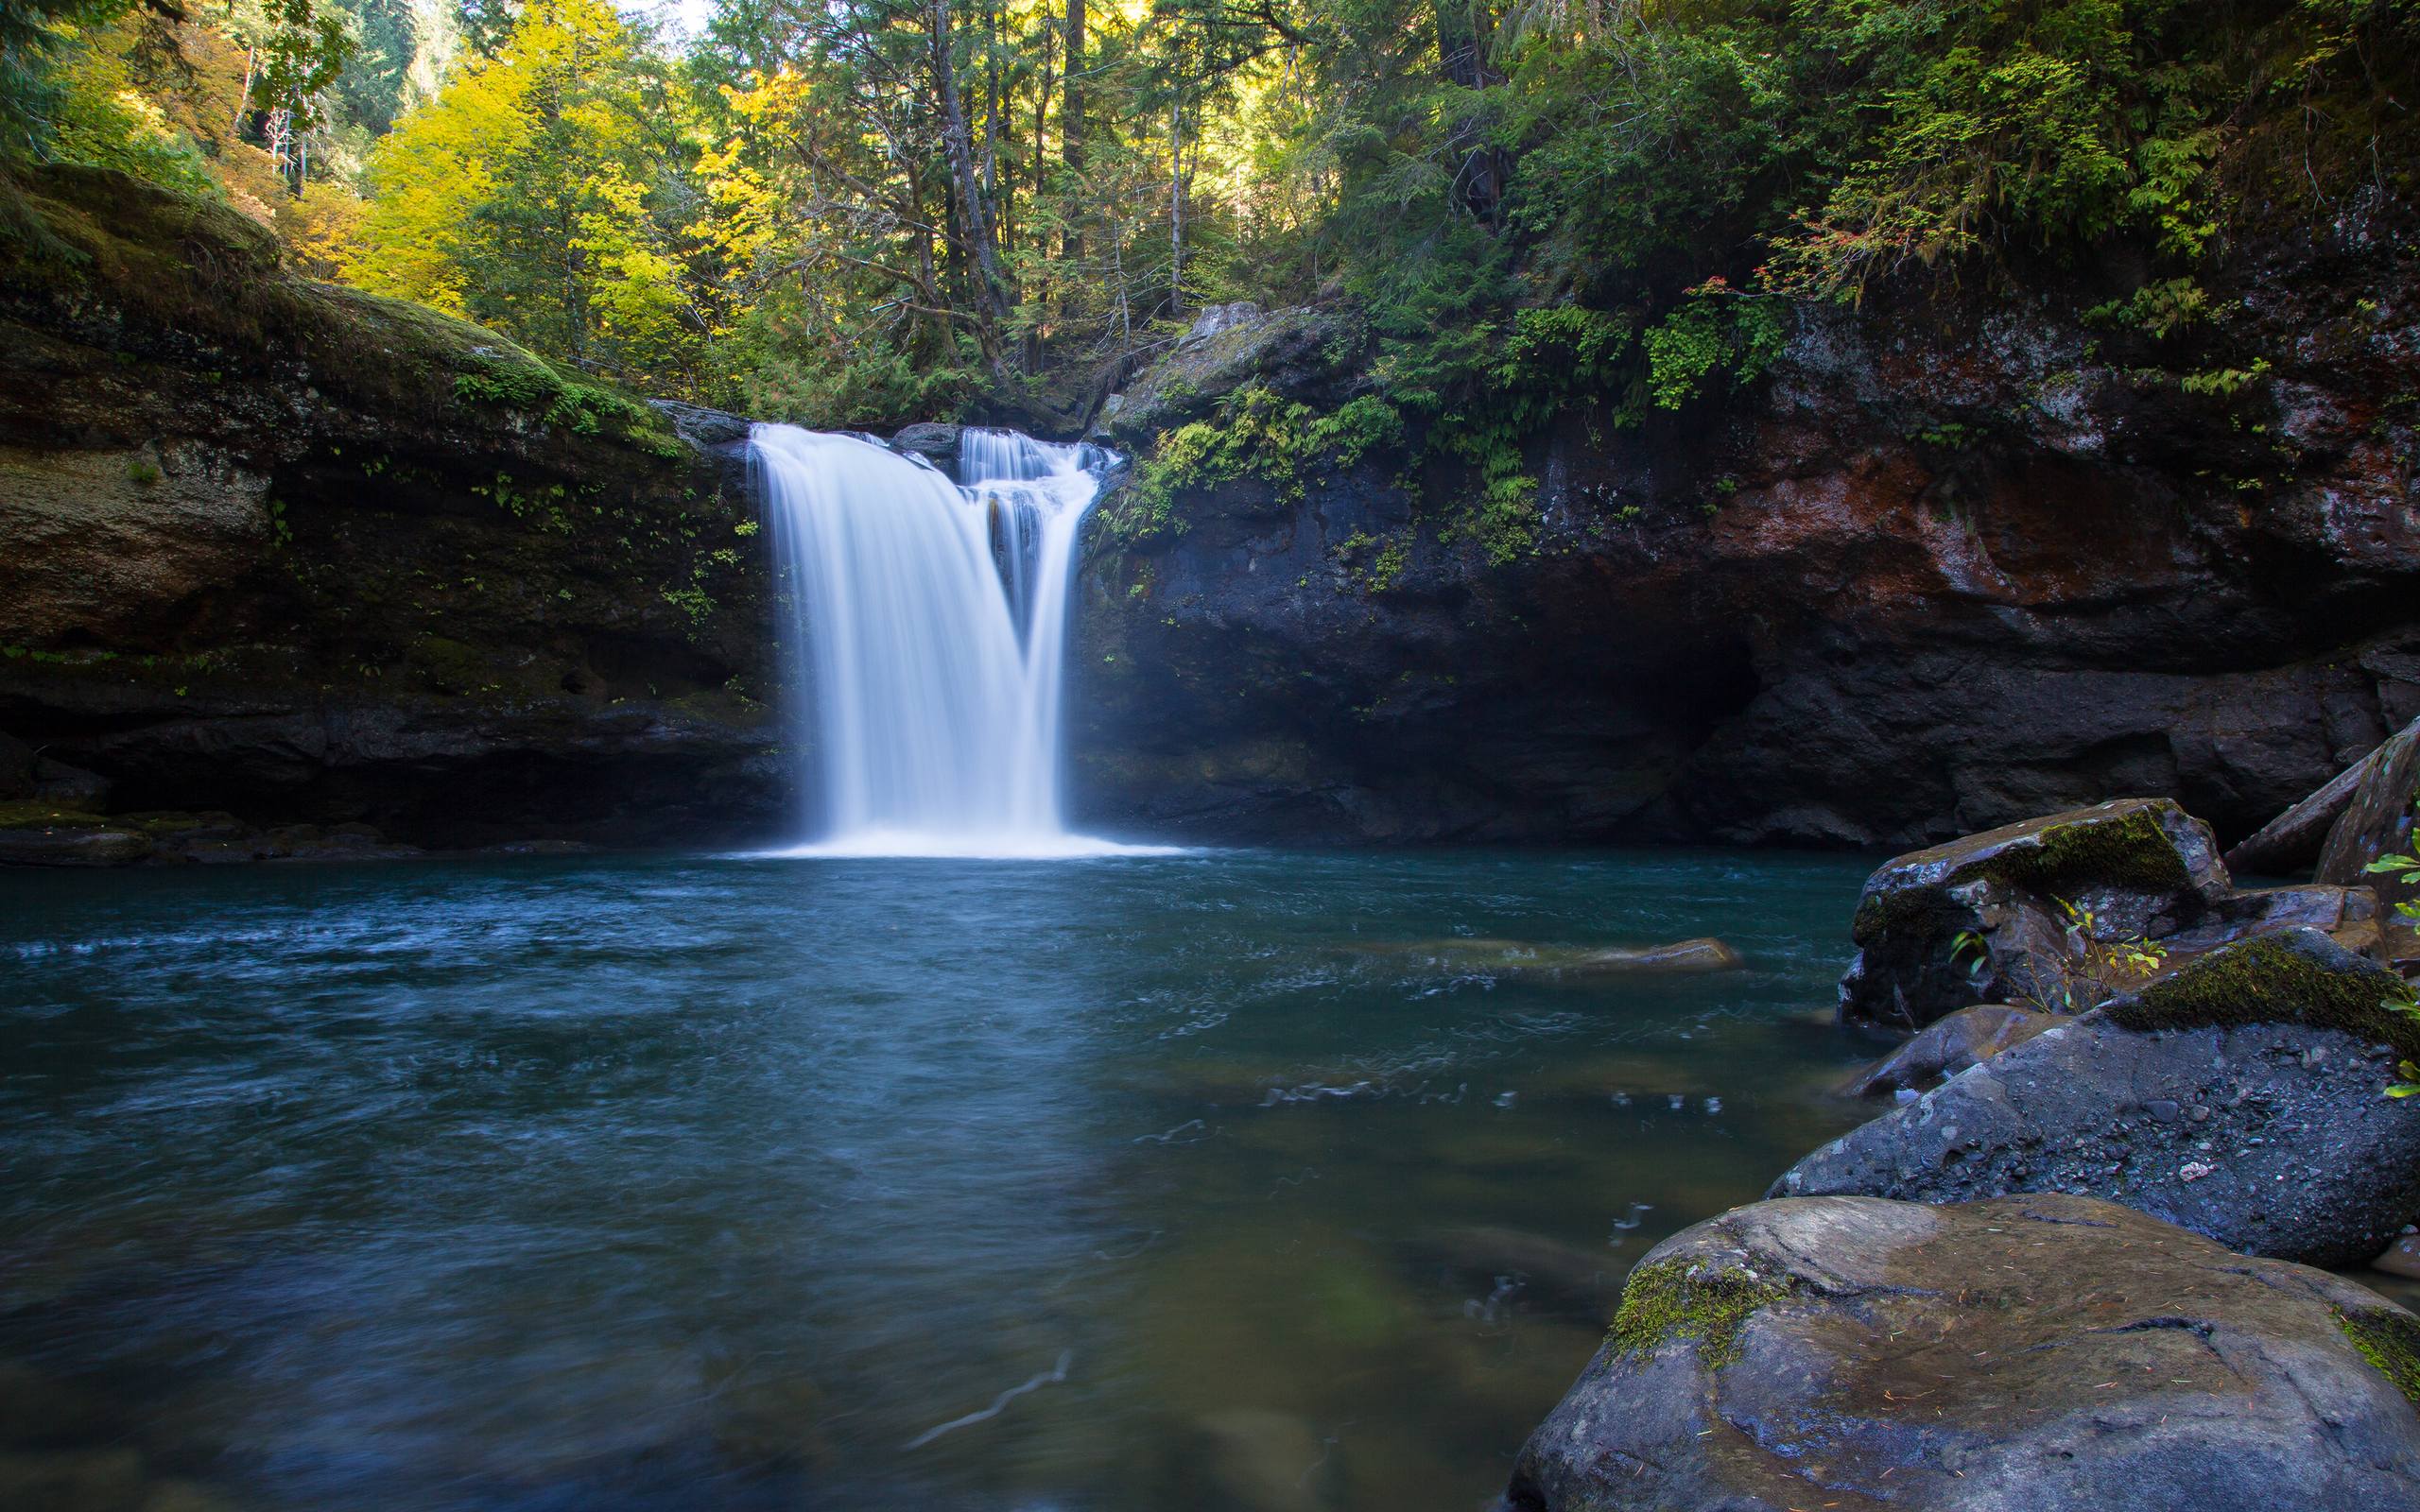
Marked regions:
[0,849,1875,1511]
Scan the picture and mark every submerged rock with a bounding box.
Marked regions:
[1839,1003,2060,1097]
[1412,1225,1620,1314]
[1778,931,2420,1267]
[1505,1193,2420,1512]
[1349,936,1743,980]
[1181,1406,1338,1512]
[1839,799,2231,1030]
[2374,1234,2420,1281]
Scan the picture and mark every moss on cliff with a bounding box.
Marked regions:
[1104,386,1404,547]
[0,163,679,457]
[0,801,108,831]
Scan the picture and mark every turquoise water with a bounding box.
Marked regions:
[0,849,1876,1511]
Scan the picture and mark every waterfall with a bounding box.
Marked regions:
[750,423,1148,858]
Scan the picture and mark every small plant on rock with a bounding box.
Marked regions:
[2362,801,2420,1098]
[2363,802,2420,928]
[1955,898,2168,1014]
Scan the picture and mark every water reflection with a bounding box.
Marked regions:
[0,849,1875,1511]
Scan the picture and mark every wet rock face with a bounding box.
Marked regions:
[1776,932,2420,1268]
[0,165,784,850]
[1506,1193,2420,1512]
[1075,229,2420,848]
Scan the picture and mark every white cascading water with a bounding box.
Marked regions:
[751,422,1150,858]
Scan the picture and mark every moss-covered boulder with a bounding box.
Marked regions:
[1840,798,2231,1030]
[1779,931,2420,1266]
[2102,927,2414,1054]
[1506,1193,2420,1512]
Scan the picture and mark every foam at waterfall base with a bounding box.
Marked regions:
[749,827,1191,861]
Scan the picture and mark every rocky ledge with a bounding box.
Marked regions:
[0,164,785,854]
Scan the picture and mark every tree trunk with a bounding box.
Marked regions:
[1061,0,1084,261]
[1438,0,1510,227]
[1167,94,1184,320]
[929,0,1010,371]
[233,47,257,137]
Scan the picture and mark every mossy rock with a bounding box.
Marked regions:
[0,800,108,831]
[2340,1304,2420,1409]
[1606,1258,1796,1372]
[1850,798,2224,945]
[2104,927,2417,1059]
[1841,799,2231,1031]
[1512,1194,2420,1512]
[1103,303,1365,444]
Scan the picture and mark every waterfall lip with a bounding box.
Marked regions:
[749,421,1154,860]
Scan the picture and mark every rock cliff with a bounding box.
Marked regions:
[0,165,784,850]
[1071,218,2420,847]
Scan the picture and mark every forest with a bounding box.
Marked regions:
[7,0,2411,436]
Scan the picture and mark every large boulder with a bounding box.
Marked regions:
[2157,881,2384,954]
[1505,1193,2420,1512]
[2319,714,2420,885]
[1840,799,2231,1030]
[647,399,752,451]
[1779,930,2420,1267]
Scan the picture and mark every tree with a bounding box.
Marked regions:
[345,0,711,389]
